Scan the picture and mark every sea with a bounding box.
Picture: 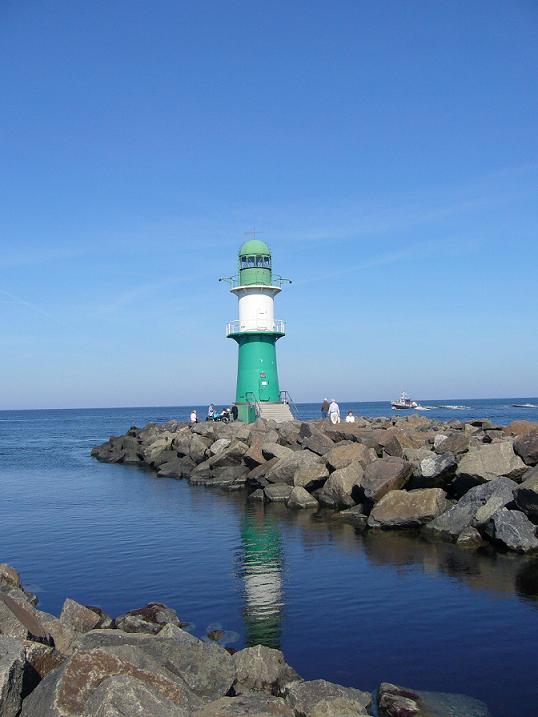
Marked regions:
[1,398,537,716]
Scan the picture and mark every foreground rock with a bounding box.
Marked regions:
[285,679,371,716]
[0,636,25,717]
[377,682,491,716]
[368,489,449,529]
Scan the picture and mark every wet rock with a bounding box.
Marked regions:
[325,443,376,472]
[455,442,527,488]
[318,462,364,509]
[377,682,492,717]
[285,679,371,716]
[513,431,538,466]
[60,598,101,634]
[0,636,25,717]
[361,457,413,503]
[82,674,190,716]
[0,595,53,645]
[232,644,300,696]
[331,506,368,529]
[287,486,319,509]
[293,463,329,491]
[264,484,293,503]
[195,694,294,716]
[484,508,538,553]
[456,527,486,547]
[368,488,449,529]
[514,466,538,521]
[247,488,266,502]
[115,603,185,634]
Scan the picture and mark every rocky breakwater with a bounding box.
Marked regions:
[0,563,492,716]
[91,416,538,554]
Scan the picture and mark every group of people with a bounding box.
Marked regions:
[189,403,239,424]
[320,398,356,424]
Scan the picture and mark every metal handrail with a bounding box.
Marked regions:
[280,390,300,419]
[245,391,261,417]
[226,319,286,336]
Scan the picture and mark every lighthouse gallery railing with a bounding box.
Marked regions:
[226,319,286,336]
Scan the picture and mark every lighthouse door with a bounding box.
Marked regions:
[259,373,270,401]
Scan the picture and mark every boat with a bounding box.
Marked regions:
[391,393,418,410]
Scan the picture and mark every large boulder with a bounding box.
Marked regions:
[434,432,470,455]
[413,453,457,489]
[35,612,77,655]
[287,486,319,509]
[264,484,293,503]
[426,476,518,540]
[285,679,371,716]
[194,694,294,716]
[455,442,527,489]
[293,463,329,491]
[325,443,376,472]
[82,674,189,716]
[484,508,538,553]
[368,489,449,529]
[0,595,53,645]
[266,452,320,486]
[0,636,25,717]
[301,430,335,457]
[23,641,64,691]
[232,644,300,695]
[503,420,538,437]
[361,458,413,503]
[60,599,101,634]
[513,432,538,466]
[514,466,538,521]
[115,603,185,634]
[318,462,364,509]
[261,443,294,462]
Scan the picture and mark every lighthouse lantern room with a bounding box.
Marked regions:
[221,239,292,423]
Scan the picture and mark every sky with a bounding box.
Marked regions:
[1,0,537,409]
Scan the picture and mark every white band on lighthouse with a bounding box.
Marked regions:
[231,285,281,333]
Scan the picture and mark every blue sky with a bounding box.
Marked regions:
[1,1,537,409]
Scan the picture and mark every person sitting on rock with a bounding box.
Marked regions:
[345,410,356,423]
[190,409,198,423]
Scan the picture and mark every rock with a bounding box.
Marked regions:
[287,486,319,509]
[60,598,101,633]
[261,443,294,461]
[414,453,457,488]
[285,679,371,716]
[426,477,518,540]
[302,430,335,456]
[36,612,77,655]
[331,506,368,529]
[433,434,448,451]
[247,488,266,502]
[434,433,470,455]
[368,489,449,529]
[243,441,266,469]
[207,441,249,469]
[361,457,413,503]
[325,443,375,472]
[20,645,201,717]
[293,463,329,491]
[514,466,538,521]
[115,603,185,634]
[456,527,485,547]
[377,682,492,717]
[318,462,364,509]
[277,423,301,447]
[232,644,300,695]
[194,694,294,716]
[504,420,538,437]
[157,457,195,478]
[209,438,232,456]
[82,674,190,716]
[0,636,25,717]
[23,640,64,685]
[484,508,538,553]
[247,458,281,487]
[513,432,538,466]
[264,484,293,503]
[0,595,52,645]
[455,442,527,489]
[0,566,22,592]
[266,451,320,486]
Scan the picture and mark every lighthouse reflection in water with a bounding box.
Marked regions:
[240,504,284,649]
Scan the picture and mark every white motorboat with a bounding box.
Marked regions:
[391,393,418,410]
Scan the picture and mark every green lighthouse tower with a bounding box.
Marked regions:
[222,239,293,423]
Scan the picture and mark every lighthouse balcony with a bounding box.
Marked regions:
[226,319,286,337]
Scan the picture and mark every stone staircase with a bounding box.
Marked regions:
[257,402,295,423]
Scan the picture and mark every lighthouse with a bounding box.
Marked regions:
[221,238,294,423]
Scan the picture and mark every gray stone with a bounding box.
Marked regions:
[455,442,527,486]
[293,463,329,491]
[23,640,64,687]
[301,430,335,456]
[60,598,101,633]
[247,488,266,502]
[287,486,319,509]
[435,432,470,455]
[0,636,25,717]
[361,457,413,503]
[368,489,449,529]
[261,443,294,461]
[36,611,77,654]
[266,451,319,486]
[194,694,294,716]
[456,527,485,547]
[331,506,368,529]
[209,438,232,456]
[318,462,364,509]
[514,431,538,466]
[264,484,293,503]
[115,603,184,634]
[484,508,538,553]
[232,644,300,695]
[325,443,376,472]
[82,674,190,716]
[377,682,491,717]
[514,466,538,521]
[285,679,371,716]
[416,453,457,488]
[0,595,52,645]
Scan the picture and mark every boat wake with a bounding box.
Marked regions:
[440,405,470,410]
[512,403,538,409]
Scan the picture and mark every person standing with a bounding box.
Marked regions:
[207,403,215,421]
[231,403,239,421]
[328,399,340,424]
[321,398,330,420]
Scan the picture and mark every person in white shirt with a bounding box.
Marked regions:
[328,399,340,424]
[345,411,355,423]
[190,409,198,423]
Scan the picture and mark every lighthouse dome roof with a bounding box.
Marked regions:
[238,239,271,256]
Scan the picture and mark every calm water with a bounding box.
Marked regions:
[1,400,538,716]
